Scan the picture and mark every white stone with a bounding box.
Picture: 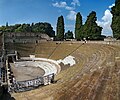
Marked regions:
[57,55,76,66]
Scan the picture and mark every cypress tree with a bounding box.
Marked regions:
[111,0,120,39]
[56,15,65,41]
[83,11,102,40]
[75,12,82,40]
[6,22,8,27]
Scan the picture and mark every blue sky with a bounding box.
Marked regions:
[0,0,115,36]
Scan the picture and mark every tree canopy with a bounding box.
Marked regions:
[76,11,102,40]
[56,15,65,41]
[75,12,82,40]
[65,30,74,39]
[111,0,120,39]
[0,22,55,37]
[83,11,102,40]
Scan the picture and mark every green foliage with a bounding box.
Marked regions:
[0,22,55,37]
[111,0,120,39]
[75,12,82,40]
[56,15,65,40]
[65,30,74,39]
[74,11,102,40]
[15,24,31,32]
[0,26,7,32]
[79,11,102,40]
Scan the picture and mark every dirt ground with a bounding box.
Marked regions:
[10,43,120,100]
[11,63,45,81]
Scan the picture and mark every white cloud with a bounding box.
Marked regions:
[67,11,77,20]
[52,1,74,10]
[71,0,80,6]
[102,9,112,22]
[65,6,74,10]
[66,24,74,28]
[97,9,113,36]
[97,21,112,36]
[52,1,80,21]
[109,3,115,8]
[52,2,67,8]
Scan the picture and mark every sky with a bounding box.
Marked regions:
[0,0,115,36]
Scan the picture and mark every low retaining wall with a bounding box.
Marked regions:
[9,57,61,92]
[10,73,54,92]
[53,40,120,46]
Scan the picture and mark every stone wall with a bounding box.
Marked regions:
[5,32,51,43]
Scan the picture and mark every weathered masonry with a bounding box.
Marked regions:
[0,33,55,93]
[4,32,51,43]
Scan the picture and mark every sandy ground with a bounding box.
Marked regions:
[11,63,45,81]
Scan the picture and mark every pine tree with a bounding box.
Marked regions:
[56,15,65,41]
[111,0,120,39]
[75,12,82,40]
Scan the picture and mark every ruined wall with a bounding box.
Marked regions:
[5,32,51,43]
